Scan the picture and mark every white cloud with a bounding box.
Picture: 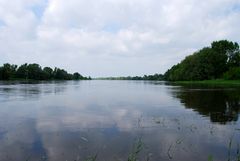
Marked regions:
[0,0,240,77]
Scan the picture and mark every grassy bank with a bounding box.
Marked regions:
[174,80,240,86]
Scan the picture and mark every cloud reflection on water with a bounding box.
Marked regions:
[0,81,239,161]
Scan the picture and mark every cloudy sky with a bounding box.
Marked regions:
[0,0,240,77]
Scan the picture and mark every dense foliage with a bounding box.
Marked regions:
[0,63,91,80]
[223,67,240,80]
[164,40,240,81]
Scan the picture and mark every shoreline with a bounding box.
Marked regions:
[173,80,240,86]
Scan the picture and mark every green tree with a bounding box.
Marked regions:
[0,67,3,80]
[1,63,17,80]
[0,63,88,81]
[53,68,69,80]
[228,51,240,68]
[164,40,240,81]
[223,67,240,80]
[27,64,43,80]
[73,72,83,80]
[42,67,53,80]
[225,42,240,68]
[211,40,240,72]
[16,63,28,79]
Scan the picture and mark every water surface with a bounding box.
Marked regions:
[0,80,239,161]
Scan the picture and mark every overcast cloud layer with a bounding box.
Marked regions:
[0,0,240,77]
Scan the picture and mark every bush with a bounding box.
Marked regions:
[223,67,240,80]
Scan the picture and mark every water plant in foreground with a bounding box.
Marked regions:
[128,138,144,161]
[84,154,98,161]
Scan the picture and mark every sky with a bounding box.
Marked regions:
[0,0,240,77]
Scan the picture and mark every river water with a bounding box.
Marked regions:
[0,80,239,161]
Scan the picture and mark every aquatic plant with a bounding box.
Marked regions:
[84,154,97,161]
[208,155,213,161]
[128,138,144,161]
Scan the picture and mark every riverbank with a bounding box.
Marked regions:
[174,80,240,86]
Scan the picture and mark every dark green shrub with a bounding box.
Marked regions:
[223,67,240,80]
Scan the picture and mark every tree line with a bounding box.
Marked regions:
[0,63,91,80]
[99,74,164,81]
[164,40,240,81]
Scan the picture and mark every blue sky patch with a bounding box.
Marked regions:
[30,0,48,19]
[0,19,6,27]
[102,22,122,33]
[232,3,240,12]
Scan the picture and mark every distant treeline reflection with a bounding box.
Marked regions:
[0,63,91,80]
[173,86,240,124]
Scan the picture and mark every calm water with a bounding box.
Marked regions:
[0,80,239,161]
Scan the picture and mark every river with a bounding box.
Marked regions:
[0,80,239,161]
